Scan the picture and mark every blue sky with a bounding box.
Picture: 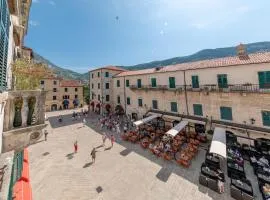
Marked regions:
[26,0,270,73]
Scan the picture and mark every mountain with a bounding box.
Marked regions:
[33,52,89,82]
[33,41,270,81]
[119,41,270,70]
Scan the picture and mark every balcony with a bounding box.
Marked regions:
[186,84,270,94]
[2,90,47,153]
[129,85,184,92]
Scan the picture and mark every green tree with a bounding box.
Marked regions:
[12,58,52,90]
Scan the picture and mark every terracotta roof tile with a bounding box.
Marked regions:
[60,80,83,87]
[90,65,127,72]
[115,52,270,77]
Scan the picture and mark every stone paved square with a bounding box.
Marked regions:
[28,110,262,200]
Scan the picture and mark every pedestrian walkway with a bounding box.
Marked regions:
[28,110,245,200]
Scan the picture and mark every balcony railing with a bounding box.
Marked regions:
[186,84,270,93]
[2,90,47,152]
[129,85,184,91]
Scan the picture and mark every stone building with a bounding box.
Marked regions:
[89,66,126,114]
[90,45,270,141]
[41,77,84,111]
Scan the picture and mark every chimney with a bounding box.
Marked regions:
[236,43,249,60]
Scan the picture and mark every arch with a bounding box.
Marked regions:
[51,104,58,111]
[115,105,124,115]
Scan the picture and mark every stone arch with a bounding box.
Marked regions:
[51,104,58,111]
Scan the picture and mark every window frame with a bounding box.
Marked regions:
[170,102,178,112]
[127,97,131,105]
[138,98,143,107]
[220,106,233,121]
[152,100,158,109]
[117,80,120,87]
[193,104,203,116]
[151,78,157,88]
[169,77,176,88]
[137,79,142,88]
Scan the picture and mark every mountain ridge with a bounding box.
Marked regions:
[33,41,270,81]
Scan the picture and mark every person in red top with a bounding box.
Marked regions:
[110,134,115,147]
[74,141,78,153]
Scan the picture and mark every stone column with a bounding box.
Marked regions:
[21,96,29,127]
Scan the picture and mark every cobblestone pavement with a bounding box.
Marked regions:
[28,109,262,200]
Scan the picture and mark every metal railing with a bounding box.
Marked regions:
[129,84,270,93]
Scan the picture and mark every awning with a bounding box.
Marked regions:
[209,127,227,158]
[182,118,206,125]
[166,120,189,137]
[134,115,159,126]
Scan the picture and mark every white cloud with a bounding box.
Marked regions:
[191,23,208,30]
[32,0,40,3]
[29,20,40,27]
[49,1,56,6]
[160,30,164,35]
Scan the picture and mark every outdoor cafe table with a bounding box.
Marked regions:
[227,161,245,178]
[201,164,224,181]
[257,172,270,184]
[205,153,220,169]
[231,178,253,196]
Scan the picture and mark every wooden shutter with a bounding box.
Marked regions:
[169,77,175,88]
[258,72,265,88]
[192,76,199,88]
[151,78,157,87]
[193,104,203,116]
[262,111,270,127]
[137,79,141,88]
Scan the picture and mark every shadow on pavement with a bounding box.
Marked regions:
[42,152,50,156]
[83,162,93,168]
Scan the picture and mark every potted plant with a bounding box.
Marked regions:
[13,96,23,127]
[27,96,36,125]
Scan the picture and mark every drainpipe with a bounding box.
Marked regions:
[183,70,189,115]
[124,76,127,115]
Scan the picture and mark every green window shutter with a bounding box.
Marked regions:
[127,97,130,105]
[171,102,178,112]
[217,74,228,88]
[169,77,175,88]
[258,72,265,88]
[193,104,203,116]
[192,76,199,88]
[117,80,120,87]
[220,106,232,120]
[137,79,142,88]
[152,100,158,109]
[105,72,109,77]
[151,78,157,87]
[262,111,270,127]
[126,80,129,87]
[138,99,143,107]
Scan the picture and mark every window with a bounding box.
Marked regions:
[127,97,131,105]
[138,98,143,107]
[217,74,228,88]
[117,80,120,87]
[117,96,121,104]
[53,88,57,92]
[152,100,158,109]
[169,77,176,88]
[137,79,142,88]
[75,88,78,92]
[92,73,94,78]
[75,95,78,99]
[193,104,203,116]
[53,96,57,100]
[65,88,68,92]
[106,95,110,102]
[105,72,109,77]
[98,83,100,89]
[98,72,100,77]
[192,75,199,88]
[170,102,178,112]
[262,111,270,127]
[92,84,94,89]
[105,83,110,89]
[126,79,130,87]
[53,80,57,85]
[92,94,94,100]
[63,95,69,99]
[258,71,270,88]
[220,106,232,120]
[98,95,100,101]
[40,80,44,84]
[151,78,157,87]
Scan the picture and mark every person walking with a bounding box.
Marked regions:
[102,133,107,148]
[44,130,48,141]
[110,134,115,147]
[116,124,121,135]
[83,118,86,127]
[74,141,78,153]
[91,147,96,163]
